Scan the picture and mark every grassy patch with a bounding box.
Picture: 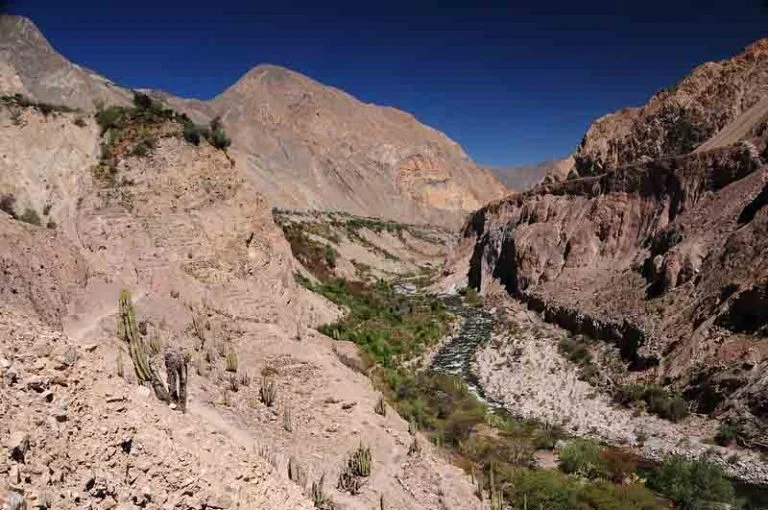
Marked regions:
[614,384,689,423]
[2,93,78,117]
[302,277,449,368]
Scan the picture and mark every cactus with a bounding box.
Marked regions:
[408,415,418,436]
[374,394,386,416]
[283,407,293,432]
[149,334,163,356]
[225,349,238,372]
[408,437,421,456]
[337,444,371,494]
[260,377,277,407]
[311,474,327,508]
[118,291,170,402]
[287,456,307,488]
[117,350,124,378]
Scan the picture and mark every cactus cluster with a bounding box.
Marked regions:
[225,349,238,372]
[118,291,170,402]
[260,377,277,407]
[283,407,293,432]
[337,444,371,495]
[287,456,307,488]
[374,395,386,416]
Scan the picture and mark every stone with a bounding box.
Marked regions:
[204,493,232,509]
[135,386,151,399]
[6,491,26,510]
[7,432,29,462]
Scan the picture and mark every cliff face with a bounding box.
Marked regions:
[459,130,768,439]
[0,15,507,227]
[455,36,768,441]
[568,38,768,179]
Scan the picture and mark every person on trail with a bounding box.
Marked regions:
[164,346,188,412]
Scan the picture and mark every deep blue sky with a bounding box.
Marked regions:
[5,1,768,166]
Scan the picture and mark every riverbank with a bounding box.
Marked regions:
[471,294,768,485]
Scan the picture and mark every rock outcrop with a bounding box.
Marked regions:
[452,37,768,444]
[546,37,768,181]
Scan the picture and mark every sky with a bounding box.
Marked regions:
[4,0,768,166]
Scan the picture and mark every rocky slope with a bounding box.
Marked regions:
[0,100,481,508]
[569,37,768,178]
[0,14,507,228]
[450,37,768,449]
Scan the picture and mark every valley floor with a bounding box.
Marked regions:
[471,292,768,485]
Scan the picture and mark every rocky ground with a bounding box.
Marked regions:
[0,103,483,509]
[472,293,768,485]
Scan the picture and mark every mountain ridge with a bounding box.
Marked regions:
[0,14,507,226]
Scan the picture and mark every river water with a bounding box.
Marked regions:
[426,294,768,506]
[429,295,500,408]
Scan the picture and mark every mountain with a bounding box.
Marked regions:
[0,15,488,508]
[489,156,574,191]
[451,37,768,447]
[568,38,768,179]
[0,15,506,227]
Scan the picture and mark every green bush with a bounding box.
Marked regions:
[324,244,337,268]
[133,91,153,110]
[209,128,232,150]
[182,122,201,146]
[614,384,689,423]
[559,336,592,364]
[714,422,742,446]
[496,467,658,510]
[559,439,604,479]
[95,106,124,134]
[18,208,41,226]
[647,456,734,509]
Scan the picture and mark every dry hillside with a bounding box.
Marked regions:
[0,15,506,228]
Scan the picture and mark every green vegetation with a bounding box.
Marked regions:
[1,93,78,117]
[558,335,604,386]
[259,377,277,407]
[715,422,744,447]
[304,277,449,368]
[460,286,482,306]
[92,92,233,189]
[647,456,734,509]
[614,384,689,423]
[337,444,371,494]
[17,207,41,226]
[0,194,45,227]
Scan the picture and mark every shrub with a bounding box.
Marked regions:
[95,106,124,134]
[559,439,604,479]
[132,91,153,110]
[182,122,201,146]
[73,117,87,127]
[209,127,231,150]
[614,384,689,423]
[0,194,16,217]
[598,447,638,483]
[559,336,592,364]
[324,244,337,268]
[714,422,742,447]
[225,350,238,372]
[647,456,734,509]
[18,208,41,226]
